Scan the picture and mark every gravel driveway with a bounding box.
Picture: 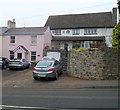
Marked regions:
[2,68,87,89]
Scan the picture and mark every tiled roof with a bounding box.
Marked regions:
[3,27,48,35]
[45,12,114,29]
[14,45,28,53]
[0,27,8,36]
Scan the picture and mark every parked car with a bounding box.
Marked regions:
[9,59,30,70]
[0,57,9,69]
[32,57,63,80]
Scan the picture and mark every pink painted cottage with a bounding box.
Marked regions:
[2,20,52,62]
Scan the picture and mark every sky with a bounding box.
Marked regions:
[0,0,118,27]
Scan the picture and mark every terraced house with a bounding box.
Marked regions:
[45,8,117,50]
[2,20,52,62]
[0,27,8,56]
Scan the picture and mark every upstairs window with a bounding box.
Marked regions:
[10,36,15,43]
[54,30,61,35]
[31,36,37,44]
[72,29,80,35]
[84,28,97,35]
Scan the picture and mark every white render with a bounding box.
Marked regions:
[51,28,113,47]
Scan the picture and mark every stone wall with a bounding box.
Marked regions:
[67,48,119,80]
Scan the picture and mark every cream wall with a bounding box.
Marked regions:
[0,36,2,56]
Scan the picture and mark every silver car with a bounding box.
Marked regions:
[9,59,30,70]
[32,57,63,80]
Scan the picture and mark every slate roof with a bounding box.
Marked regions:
[45,12,114,29]
[0,27,8,36]
[3,27,48,35]
[14,45,29,53]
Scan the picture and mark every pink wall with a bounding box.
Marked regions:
[43,27,52,49]
[2,27,52,62]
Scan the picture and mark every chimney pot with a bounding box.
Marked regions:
[7,19,16,28]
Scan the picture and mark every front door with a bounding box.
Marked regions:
[17,53,22,59]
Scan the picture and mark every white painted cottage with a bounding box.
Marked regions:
[45,8,117,50]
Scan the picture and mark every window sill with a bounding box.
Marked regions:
[31,44,37,46]
[9,43,15,46]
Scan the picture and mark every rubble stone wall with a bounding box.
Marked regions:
[67,48,119,80]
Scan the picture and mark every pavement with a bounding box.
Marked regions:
[75,80,119,88]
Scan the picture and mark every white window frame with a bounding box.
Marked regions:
[10,36,15,43]
[31,51,36,61]
[72,29,80,35]
[84,28,97,35]
[31,35,37,44]
[9,50,14,59]
[54,30,61,35]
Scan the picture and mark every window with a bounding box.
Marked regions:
[9,51,14,59]
[31,36,37,44]
[79,41,91,48]
[66,30,70,34]
[10,36,15,43]
[31,51,36,61]
[72,29,80,35]
[84,28,97,35]
[54,30,61,35]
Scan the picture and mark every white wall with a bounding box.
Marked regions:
[51,28,113,47]
[51,28,113,36]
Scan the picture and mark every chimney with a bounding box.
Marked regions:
[112,7,117,25]
[7,19,16,28]
[117,0,120,22]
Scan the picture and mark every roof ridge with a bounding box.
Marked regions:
[12,26,48,29]
[49,11,112,17]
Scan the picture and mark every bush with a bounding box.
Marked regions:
[73,47,86,52]
[112,22,120,49]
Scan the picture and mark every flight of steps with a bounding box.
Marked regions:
[61,52,68,72]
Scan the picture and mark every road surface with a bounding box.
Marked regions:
[2,87,119,109]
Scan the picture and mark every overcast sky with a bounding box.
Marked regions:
[0,0,117,27]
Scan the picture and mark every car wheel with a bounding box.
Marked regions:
[33,77,38,80]
[55,72,58,80]
[22,66,24,70]
[9,68,12,70]
[3,65,6,69]
[28,64,30,68]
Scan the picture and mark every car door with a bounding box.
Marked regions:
[23,59,29,68]
[5,58,9,67]
[54,60,61,74]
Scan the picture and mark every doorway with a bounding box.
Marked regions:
[17,53,22,59]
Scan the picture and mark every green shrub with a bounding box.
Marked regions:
[72,47,86,52]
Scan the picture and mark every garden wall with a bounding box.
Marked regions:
[67,48,119,80]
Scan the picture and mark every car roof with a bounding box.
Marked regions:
[42,56,57,61]
[10,59,22,61]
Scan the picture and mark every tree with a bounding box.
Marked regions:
[112,22,120,48]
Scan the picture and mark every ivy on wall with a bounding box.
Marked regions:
[112,22,120,49]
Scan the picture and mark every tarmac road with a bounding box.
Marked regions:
[1,68,119,109]
[2,87,119,109]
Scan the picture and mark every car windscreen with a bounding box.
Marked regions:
[9,60,21,64]
[36,61,53,67]
[0,58,2,61]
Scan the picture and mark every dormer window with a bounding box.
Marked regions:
[72,29,80,35]
[54,30,61,35]
[66,30,70,34]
